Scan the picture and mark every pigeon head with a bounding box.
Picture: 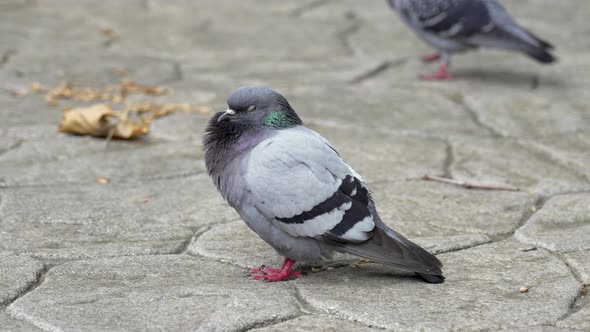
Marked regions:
[215,86,302,130]
[204,87,303,175]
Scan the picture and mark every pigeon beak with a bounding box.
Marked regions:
[217,109,236,122]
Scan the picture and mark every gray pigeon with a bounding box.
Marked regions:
[203,86,444,283]
[387,0,556,80]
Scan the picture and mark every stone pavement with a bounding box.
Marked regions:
[0,0,589,331]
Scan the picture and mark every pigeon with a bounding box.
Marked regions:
[203,86,444,283]
[387,0,556,80]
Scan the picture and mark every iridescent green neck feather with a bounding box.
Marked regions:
[263,110,298,129]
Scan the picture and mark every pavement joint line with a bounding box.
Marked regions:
[238,312,304,332]
[0,50,16,67]
[518,140,590,183]
[0,139,23,158]
[290,0,333,18]
[0,170,207,189]
[440,91,505,138]
[442,140,455,178]
[178,225,213,255]
[552,252,587,322]
[348,57,409,84]
[3,263,49,307]
[335,16,362,57]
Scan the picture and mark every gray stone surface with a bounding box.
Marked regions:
[0,255,44,304]
[1,0,589,330]
[515,194,590,252]
[557,250,590,331]
[296,240,580,331]
[251,314,380,332]
[0,175,237,261]
[451,137,590,196]
[0,309,43,332]
[8,256,300,331]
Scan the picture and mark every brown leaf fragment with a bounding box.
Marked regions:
[44,80,168,106]
[96,177,110,184]
[30,82,45,93]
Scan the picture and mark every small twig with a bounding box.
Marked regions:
[422,175,519,191]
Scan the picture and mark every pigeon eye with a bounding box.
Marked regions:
[247,105,256,112]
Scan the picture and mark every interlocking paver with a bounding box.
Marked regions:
[1,0,589,330]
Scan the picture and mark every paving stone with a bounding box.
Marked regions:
[563,251,590,283]
[0,309,43,332]
[0,255,44,304]
[306,124,447,184]
[371,181,536,240]
[515,194,590,252]
[251,314,380,332]
[557,304,590,332]
[462,91,590,138]
[8,256,300,331]
[295,240,580,331]
[556,251,590,331]
[451,137,590,196]
[0,175,237,261]
[0,137,206,187]
[287,85,484,139]
[189,220,282,269]
[1,0,589,330]
[525,133,590,181]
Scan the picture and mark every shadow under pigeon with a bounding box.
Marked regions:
[452,68,566,90]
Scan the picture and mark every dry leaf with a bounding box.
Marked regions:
[58,104,149,139]
[58,102,208,140]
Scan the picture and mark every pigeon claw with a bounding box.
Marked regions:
[249,258,302,282]
[420,64,453,81]
[421,52,441,63]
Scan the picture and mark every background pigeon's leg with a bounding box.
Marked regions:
[250,258,302,282]
[421,52,441,63]
[421,52,452,81]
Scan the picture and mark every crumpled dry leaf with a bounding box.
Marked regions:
[58,102,210,139]
[58,104,150,139]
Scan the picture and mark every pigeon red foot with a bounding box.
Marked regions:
[250,258,302,282]
[421,63,453,81]
[421,52,441,63]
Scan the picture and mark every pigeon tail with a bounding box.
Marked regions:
[327,214,444,282]
[519,28,556,64]
[416,272,446,284]
[524,47,556,64]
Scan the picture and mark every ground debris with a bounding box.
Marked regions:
[58,102,210,139]
[423,174,519,191]
[45,79,168,106]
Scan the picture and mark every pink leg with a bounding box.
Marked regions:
[422,52,441,63]
[250,258,302,282]
[421,63,453,81]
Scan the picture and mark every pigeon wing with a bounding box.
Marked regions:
[405,0,493,38]
[244,127,375,243]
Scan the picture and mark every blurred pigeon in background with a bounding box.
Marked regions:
[204,86,444,283]
[388,0,556,80]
